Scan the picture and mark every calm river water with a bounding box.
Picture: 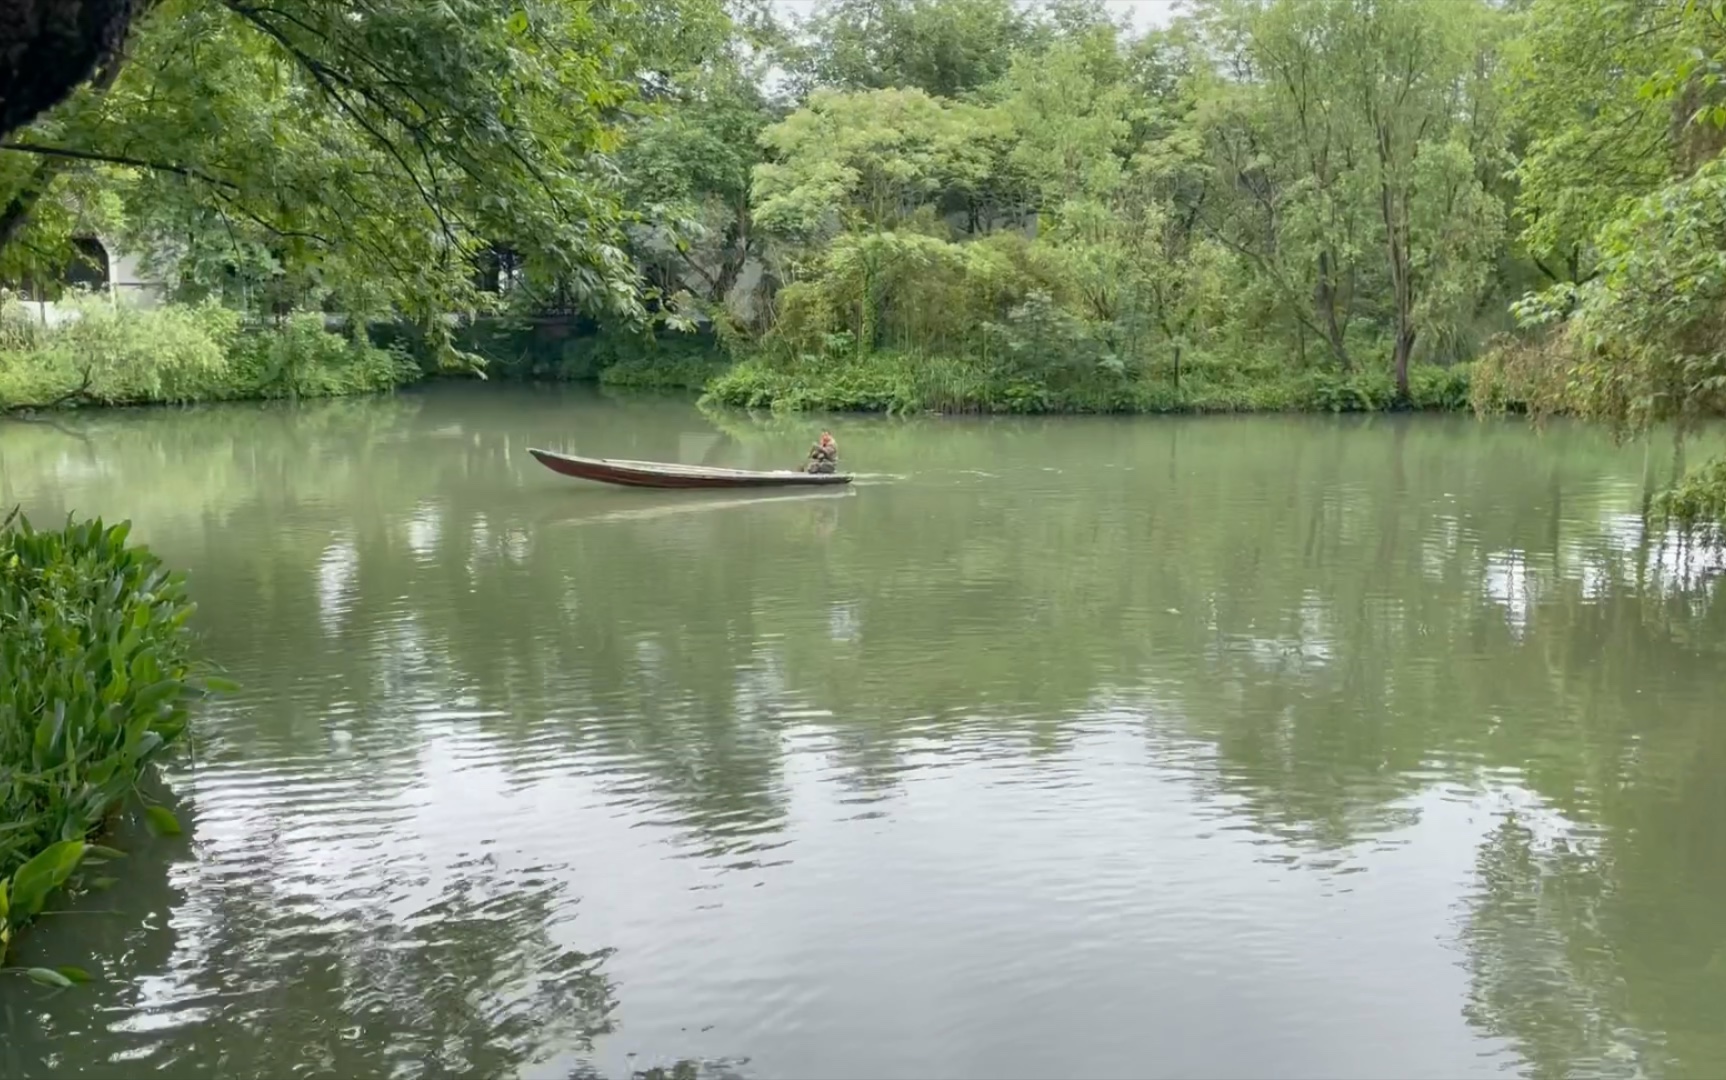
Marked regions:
[2,384,1724,1079]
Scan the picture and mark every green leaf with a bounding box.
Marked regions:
[132,731,166,762]
[56,966,92,984]
[144,805,183,837]
[103,661,130,704]
[25,967,73,989]
[84,845,126,861]
[202,676,242,694]
[8,841,86,920]
[508,9,529,34]
[133,679,183,715]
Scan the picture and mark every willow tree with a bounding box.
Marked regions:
[1506,0,1683,289]
[1193,0,1507,392]
[780,0,1033,100]
[617,47,774,321]
[996,22,1222,378]
[751,87,1002,353]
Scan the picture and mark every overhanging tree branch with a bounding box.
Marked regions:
[224,0,575,225]
[219,3,460,247]
[0,141,239,188]
[209,188,332,246]
[0,156,69,251]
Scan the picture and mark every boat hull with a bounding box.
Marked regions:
[528,448,854,489]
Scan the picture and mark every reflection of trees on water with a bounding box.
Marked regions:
[1461,811,1651,1080]
[0,811,184,1078]
[2,755,616,1078]
[5,392,1726,1073]
[145,864,617,1079]
[4,818,616,1078]
[568,1057,753,1080]
[1458,610,1726,1079]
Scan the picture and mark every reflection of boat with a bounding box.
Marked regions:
[543,487,856,527]
[527,448,853,489]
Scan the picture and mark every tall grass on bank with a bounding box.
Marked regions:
[702,350,1475,416]
[0,511,225,977]
[0,296,418,410]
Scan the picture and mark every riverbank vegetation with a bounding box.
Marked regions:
[705,350,1476,416]
[0,298,415,409]
[6,0,1726,524]
[0,511,220,972]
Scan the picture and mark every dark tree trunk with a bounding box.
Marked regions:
[1375,120,1415,402]
[711,203,750,306]
[1315,247,1351,372]
[1384,199,1415,400]
[0,45,126,249]
[0,0,138,141]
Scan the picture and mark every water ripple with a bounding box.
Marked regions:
[2,395,1721,1080]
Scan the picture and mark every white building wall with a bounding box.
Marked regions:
[105,242,166,308]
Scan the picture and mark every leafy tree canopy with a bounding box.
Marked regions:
[2,0,730,361]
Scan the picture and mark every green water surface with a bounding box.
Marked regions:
[1,384,1723,1079]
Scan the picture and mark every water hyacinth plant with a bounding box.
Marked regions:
[0,509,228,970]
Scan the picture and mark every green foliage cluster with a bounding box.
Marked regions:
[0,296,237,407]
[1654,458,1726,540]
[228,318,419,401]
[596,333,731,392]
[0,0,1515,418]
[0,297,416,409]
[0,511,223,967]
[444,320,728,387]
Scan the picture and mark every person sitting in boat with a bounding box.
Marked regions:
[806,431,838,474]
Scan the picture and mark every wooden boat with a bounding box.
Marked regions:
[527,448,853,489]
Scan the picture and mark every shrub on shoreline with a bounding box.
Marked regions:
[0,297,419,411]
